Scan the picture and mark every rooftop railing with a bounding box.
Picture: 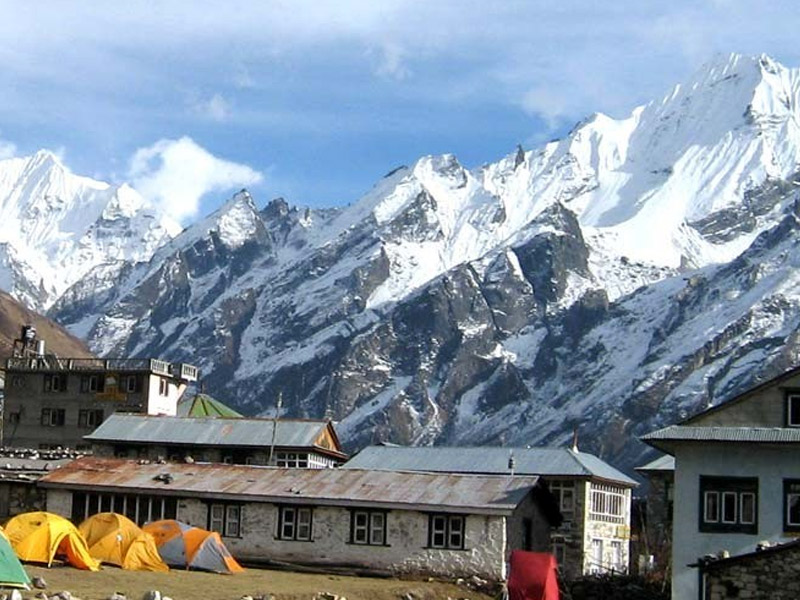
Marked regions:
[5,357,195,380]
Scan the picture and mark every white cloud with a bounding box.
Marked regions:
[373,42,411,80]
[128,137,262,223]
[0,140,16,160]
[191,93,231,121]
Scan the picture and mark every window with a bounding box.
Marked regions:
[40,408,65,427]
[428,514,466,550]
[122,375,142,393]
[78,409,104,429]
[276,452,309,468]
[71,492,177,526]
[590,538,604,573]
[6,412,20,425]
[699,476,758,534]
[277,506,313,541]
[80,375,105,393]
[159,378,169,396]
[610,540,626,573]
[209,503,242,537]
[589,483,626,523]
[787,392,800,427]
[350,510,387,546]
[43,373,67,392]
[548,480,575,514]
[784,480,800,532]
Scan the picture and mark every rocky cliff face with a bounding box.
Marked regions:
[34,53,800,471]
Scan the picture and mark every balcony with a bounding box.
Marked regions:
[5,357,188,379]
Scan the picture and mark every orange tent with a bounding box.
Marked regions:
[78,513,168,572]
[142,520,243,574]
[4,512,100,571]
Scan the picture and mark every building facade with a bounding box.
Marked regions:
[3,356,198,450]
[342,445,636,578]
[40,457,560,581]
[86,414,347,466]
[642,366,800,600]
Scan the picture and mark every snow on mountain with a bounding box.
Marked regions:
[38,53,800,469]
[0,150,179,310]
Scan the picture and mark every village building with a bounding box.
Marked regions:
[2,326,198,450]
[0,447,78,519]
[641,365,800,600]
[86,413,348,467]
[342,445,637,578]
[635,453,674,575]
[39,457,561,581]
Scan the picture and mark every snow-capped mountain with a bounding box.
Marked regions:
[0,150,180,310]
[37,53,800,470]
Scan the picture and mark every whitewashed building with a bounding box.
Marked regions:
[39,457,561,581]
[642,366,800,600]
[343,445,636,577]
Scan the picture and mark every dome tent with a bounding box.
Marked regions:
[142,520,243,574]
[4,512,99,571]
[79,513,168,572]
[0,528,31,589]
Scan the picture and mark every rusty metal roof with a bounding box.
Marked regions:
[85,414,344,456]
[40,457,542,515]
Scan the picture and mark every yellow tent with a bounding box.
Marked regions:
[78,513,168,572]
[4,512,100,571]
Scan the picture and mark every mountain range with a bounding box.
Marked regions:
[4,53,800,472]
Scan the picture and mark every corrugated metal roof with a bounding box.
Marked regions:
[342,446,636,486]
[85,414,342,455]
[635,454,675,473]
[642,426,800,447]
[39,457,541,515]
[176,394,243,418]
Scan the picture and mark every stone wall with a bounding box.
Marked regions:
[177,498,510,581]
[0,482,47,519]
[703,542,800,600]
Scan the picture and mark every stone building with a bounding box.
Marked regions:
[0,448,77,518]
[2,329,198,450]
[39,457,562,581]
[343,445,637,578]
[635,453,674,575]
[698,539,800,600]
[86,413,347,466]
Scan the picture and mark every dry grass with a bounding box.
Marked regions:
[23,564,494,600]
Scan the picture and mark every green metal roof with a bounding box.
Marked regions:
[176,393,243,418]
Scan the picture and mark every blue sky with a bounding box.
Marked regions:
[1,1,799,224]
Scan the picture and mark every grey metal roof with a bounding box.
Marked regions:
[342,446,636,486]
[85,414,343,456]
[635,454,675,473]
[642,426,800,453]
[40,457,543,516]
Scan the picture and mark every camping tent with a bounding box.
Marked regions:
[4,512,100,571]
[507,550,560,600]
[0,529,31,589]
[78,513,168,572]
[142,520,243,574]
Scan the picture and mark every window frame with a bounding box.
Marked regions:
[349,509,389,546]
[208,502,242,538]
[784,479,800,532]
[699,476,758,534]
[427,513,466,550]
[276,505,313,542]
[80,374,105,393]
[43,373,68,393]
[786,390,800,427]
[40,408,66,427]
[78,409,104,429]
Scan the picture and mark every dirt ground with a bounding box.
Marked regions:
[22,564,495,600]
